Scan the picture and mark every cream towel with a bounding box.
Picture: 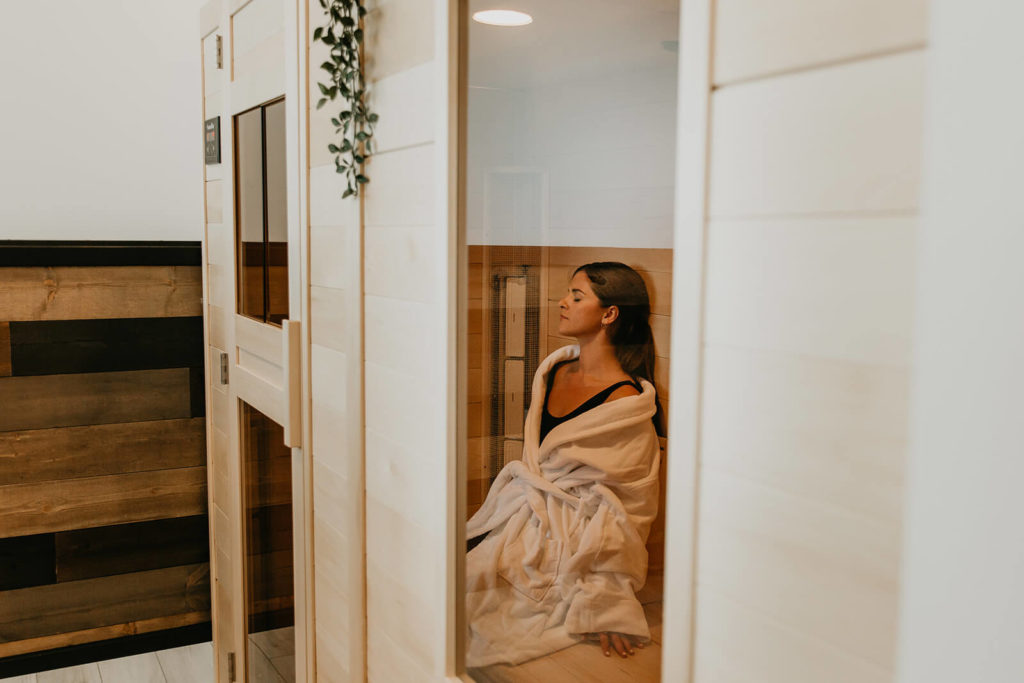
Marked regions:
[466,345,660,667]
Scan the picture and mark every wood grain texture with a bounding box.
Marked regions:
[55,515,210,583]
[0,467,207,539]
[708,51,925,218]
[0,322,10,377]
[0,533,55,591]
[0,563,210,653]
[0,267,202,321]
[0,418,206,486]
[0,368,192,432]
[0,610,209,660]
[8,317,204,376]
[714,0,928,86]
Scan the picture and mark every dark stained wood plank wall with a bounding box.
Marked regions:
[0,418,205,487]
[0,563,210,648]
[0,368,193,432]
[0,242,209,665]
[0,323,10,377]
[0,467,208,539]
[0,266,202,322]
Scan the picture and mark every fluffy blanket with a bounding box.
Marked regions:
[466,345,661,667]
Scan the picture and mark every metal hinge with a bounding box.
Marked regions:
[219,352,229,385]
[227,651,236,681]
[216,35,223,69]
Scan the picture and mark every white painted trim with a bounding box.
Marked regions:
[662,0,713,681]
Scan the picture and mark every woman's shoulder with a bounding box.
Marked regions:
[604,382,641,403]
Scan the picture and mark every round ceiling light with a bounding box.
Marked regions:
[472,9,533,26]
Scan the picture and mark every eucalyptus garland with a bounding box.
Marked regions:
[314,0,377,199]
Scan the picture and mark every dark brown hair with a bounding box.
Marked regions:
[574,261,664,435]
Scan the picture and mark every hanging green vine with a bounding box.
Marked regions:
[314,0,377,199]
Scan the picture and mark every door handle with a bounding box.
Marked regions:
[281,319,302,447]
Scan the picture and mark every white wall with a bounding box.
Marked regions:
[465,0,678,249]
[0,1,204,241]
[898,1,1024,681]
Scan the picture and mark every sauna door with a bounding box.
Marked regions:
[201,1,309,681]
[228,94,305,683]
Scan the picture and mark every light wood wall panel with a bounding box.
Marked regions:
[713,0,929,85]
[0,266,202,321]
[693,588,890,683]
[358,9,442,672]
[694,6,928,675]
[708,51,926,218]
[0,368,192,432]
[206,180,224,223]
[364,0,434,82]
[705,217,916,366]
[702,346,907,524]
[697,469,901,669]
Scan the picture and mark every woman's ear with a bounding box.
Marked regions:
[602,305,619,326]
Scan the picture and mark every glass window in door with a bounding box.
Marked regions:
[235,98,289,325]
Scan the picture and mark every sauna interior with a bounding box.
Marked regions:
[462,1,676,679]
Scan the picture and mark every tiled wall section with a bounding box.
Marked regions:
[692,1,927,681]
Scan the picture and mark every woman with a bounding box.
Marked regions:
[466,262,662,667]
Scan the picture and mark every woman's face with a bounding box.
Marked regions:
[557,271,612,338]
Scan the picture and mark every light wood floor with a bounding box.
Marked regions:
[0,627,296,683]
[0,642,213,683]
[468,573,664,683]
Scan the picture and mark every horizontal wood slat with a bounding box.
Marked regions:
[0,418,205,486]
[55,515,210,583]
[0,368,192,432]
[0,266,202,321]
[0,323,10,377]
[546,246,674,273]
[0,534,55,591]
[8,317,204,376]
[0,467,207,539]
[0,611,209,659]
[0,563,210,648]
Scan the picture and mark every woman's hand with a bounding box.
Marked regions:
[587,632,644,658]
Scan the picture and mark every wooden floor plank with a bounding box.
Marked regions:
[0,266,202,322]
[0,467,207,539]
[0,418,205,486]
[96,652,165,683]
[36,663,101,683]
[0,369,192,432]
[155,642,214,683]
[0,564,210,646]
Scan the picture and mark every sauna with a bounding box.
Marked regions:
[193,0,930,680]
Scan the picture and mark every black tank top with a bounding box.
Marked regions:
[539,360,641,445]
